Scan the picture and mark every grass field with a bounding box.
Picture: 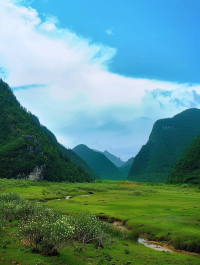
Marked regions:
[0,179,200,264]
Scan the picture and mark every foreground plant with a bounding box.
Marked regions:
[68,211,116,252]
[16,215,74,256]
[0,192,116,256]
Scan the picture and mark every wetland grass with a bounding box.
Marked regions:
[0,179,200,264]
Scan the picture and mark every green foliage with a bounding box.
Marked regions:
[0,79,93,183]
[128,229,140,242]
[167,133,200,184]
[0,192,115,256]
[73,144,125,180]
[17,215,73,256]
[1,184,200,264]
[69,211,114,251]
[128,109,200,183]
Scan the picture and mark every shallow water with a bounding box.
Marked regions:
[66,196,72,199]
[138,237,172,252]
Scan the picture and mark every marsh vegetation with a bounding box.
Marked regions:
[0,179,200,264]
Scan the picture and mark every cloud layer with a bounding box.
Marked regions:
[0,0,200,160]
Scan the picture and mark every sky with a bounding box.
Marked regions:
[0,0,200,161]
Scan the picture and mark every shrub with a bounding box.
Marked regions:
[17,215,74,256]
[68,211,115,251]
[0,192,22,203]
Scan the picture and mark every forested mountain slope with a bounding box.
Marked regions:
[119,157,134,176]
[128,108,200,183]
[32,116,99,180]
[73,144,125,180]
[167,133,200,184]
[0,79,92,182]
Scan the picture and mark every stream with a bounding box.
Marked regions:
[112,221,200,257]
[54,195,200,258]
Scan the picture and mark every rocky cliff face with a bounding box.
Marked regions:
[21,135,43,154]
[28,165,46,181]
[16,136,45,180]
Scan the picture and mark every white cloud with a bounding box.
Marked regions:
[105,27,114,35]
[0,0,200,160]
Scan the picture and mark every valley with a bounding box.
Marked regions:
[0,179,200,264]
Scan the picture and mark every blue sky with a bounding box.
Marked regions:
[31,0,200,83]
[0,0,200,161]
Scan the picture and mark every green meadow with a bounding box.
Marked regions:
[0,179,200,265]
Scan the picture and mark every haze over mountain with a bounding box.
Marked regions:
[128,108,200,183]
[167,133,200,184]
[93,149,124,167]
[103,150,124,167]
[32,117,99,180]
[73,144,125,180]
[0,79,93,182]
[119,157,134,176]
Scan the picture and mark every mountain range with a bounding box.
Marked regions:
[2,78,200,184]
[73,144,125,180]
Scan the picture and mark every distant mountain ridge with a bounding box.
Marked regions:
[119,157,134,176]
[103,150,124,167]
[92,149,124,167]
[73,144,125,180]
[128,108,200,183]
[0,79,93,182]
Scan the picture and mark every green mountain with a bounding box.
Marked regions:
[102,150,124,167]
[73,144,125,180]
[167,133,200,184]
[93,149,124,167]
[119,157,134,176]
[0,79,93,182]
[33,118,99,180]
[128,108,200,183]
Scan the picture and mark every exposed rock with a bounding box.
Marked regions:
[16,165,45,181]
[22,135,39,143]
[28,165,45,181]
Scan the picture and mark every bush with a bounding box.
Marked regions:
[17,215,73,256]
[0,193,115,255]
[68,211,115,251]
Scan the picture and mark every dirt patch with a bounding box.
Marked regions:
[96,215,109,220]
[113,221,128,231]
[108,217,127,225]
